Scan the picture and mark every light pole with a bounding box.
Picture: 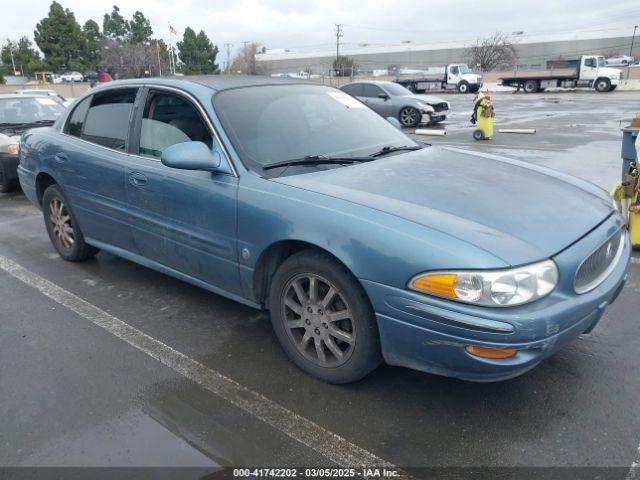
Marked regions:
[628,25,637,80]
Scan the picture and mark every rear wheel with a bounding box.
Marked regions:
[399,106,420,127]
[43,184,99,262]
[595,78,611,93]
[269,250,381,384]
[523,80,539,93]
[473,129,485,141]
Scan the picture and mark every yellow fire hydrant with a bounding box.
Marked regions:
[471,92,495,141]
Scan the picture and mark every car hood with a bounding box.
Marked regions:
[412,94,447,105]
[273,147,613,266]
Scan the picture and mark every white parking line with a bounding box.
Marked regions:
[0,254,397,470]
[628,448,639,480]
[630,257,640,265]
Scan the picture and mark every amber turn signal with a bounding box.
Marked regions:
[410,274,457,298]
[465,345,517,359]
[7,144,19,155]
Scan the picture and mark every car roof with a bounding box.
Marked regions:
[341,80,397,87]
[90,75,314,94]
[0,93,47,99]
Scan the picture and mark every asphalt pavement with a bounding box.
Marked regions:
[1,90,639,478]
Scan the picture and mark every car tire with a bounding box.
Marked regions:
[523,80,538,93]
[595,78,611,92]
[457,81,469,93]
[42,184,99,262]
[399,107,420,127]
[268,249,382,384]
[0,164,16,193]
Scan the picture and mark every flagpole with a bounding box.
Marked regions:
[156,40,162,76]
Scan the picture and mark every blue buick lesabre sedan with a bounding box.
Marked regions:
[18,77,630,383]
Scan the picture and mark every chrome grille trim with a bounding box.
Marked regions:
[574,229,626,294]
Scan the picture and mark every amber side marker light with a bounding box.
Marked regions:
[465,345,518,359]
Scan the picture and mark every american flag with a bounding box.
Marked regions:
[169,25,177,35]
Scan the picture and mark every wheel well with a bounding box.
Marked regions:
[36,172,57,206]
[252,240,348,308]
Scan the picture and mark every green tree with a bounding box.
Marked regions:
[177,27,219,74]
[333,55,355,76]
[103,5,129,40]
[1,37,43,76]
[129,11,153,44]
[82,20,102,70]
[34,1,86,71]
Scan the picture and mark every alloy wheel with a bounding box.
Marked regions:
[49,197,75,249]
[281,273,355,367]
[399,108,418,127]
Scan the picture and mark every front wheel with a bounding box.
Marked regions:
[268,250,382,384]
[399,107,420,127]
[0,164,16,193]
[457,81,469,93]
[595,78,611,92]
[43,184,99,262]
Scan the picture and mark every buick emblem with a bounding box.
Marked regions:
[605,242,614,260]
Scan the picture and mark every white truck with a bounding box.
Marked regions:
[394,64,483,93]
[500,55,622,93]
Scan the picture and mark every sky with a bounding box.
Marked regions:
[4,0,640,64]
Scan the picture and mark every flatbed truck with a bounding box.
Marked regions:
[394,64,483,94]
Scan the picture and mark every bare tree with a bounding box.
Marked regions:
[465,32,517,71]
[229,42,264,75]
[100,38,170,78]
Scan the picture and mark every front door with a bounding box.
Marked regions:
[361,84,393,118]
[126,88,242,295]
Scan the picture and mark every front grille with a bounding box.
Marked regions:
[574,228,624,294]
[431,102,449,112]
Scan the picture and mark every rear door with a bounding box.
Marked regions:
[60,87,139,251]
[125,87,241,295]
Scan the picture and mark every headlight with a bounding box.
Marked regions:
[416,102,434,112]
[409,260,558,307]
[7,144,19,155]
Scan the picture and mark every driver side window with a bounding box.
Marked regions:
[139,91,213,158]
[450,66,459,75]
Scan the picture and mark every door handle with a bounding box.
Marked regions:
[128,172,148,186]
[54,152,68,163]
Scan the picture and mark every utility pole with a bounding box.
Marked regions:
[224,43,233,73]
[629,25,638,80]
[335,24,343,76]
[9,45,17,76]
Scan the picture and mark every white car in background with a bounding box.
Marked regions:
[14,89,69,107]
[606,55,634,66]
[59,71,83,82]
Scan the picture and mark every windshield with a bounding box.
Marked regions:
[382,82,412,96]
[458,64,472,74]
[597,56,606,67]
[0,97,65,125]
[214,84,417,177]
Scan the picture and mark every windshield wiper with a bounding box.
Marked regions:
[370,145,424,157]
[263,154,374,170]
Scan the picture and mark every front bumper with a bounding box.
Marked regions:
[421,113,447,124]
[362,214,631,382]
[0,152,19,182]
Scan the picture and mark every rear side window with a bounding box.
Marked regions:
[65,96,91,137]
[341,84,362,96]
[82,89,137,151]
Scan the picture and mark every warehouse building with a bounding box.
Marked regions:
[255,29,639,76]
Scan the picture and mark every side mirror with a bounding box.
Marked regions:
[386,117,402,129]
[378,92,390,100]
[161,141,221,171]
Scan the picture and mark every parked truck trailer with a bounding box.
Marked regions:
[394,64,483,93]
[500,55,622,93]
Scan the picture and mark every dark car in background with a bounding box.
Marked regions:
[0,94,66,192]
[340,80,449,127]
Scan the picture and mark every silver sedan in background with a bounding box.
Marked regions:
[340,80,449,127]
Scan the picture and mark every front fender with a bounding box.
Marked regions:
[236,173,507,302]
